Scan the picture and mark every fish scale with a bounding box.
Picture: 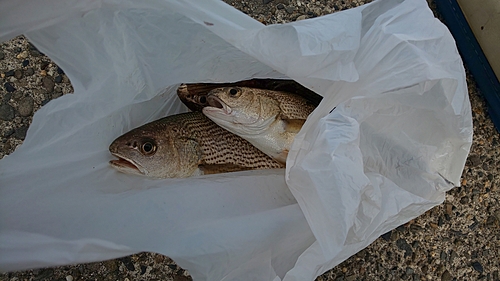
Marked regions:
[109,111,283,178]
[254,89,316,119]
[180,113,281,168]
[201,87,317,165]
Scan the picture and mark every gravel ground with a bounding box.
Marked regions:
[1,0,499,280]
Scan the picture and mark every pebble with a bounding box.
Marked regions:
[27,42,37,50]
[5,70,15,77]
[119,256,135,271]
[3,141,11,151]
[277,3,284,9]
[167,264,177,270]
[14,69,23,79]
[296,15,308,20]
[55,75,63,83]
[16,51,28,59]
[12,91,23,100]
[103,260,118,272]
[468,154,480,166]
[449,250,458,261]
[41,99,50,106]
[41,61,49,70]
[52,91,63,99]
[285,6,296,13]
[30,49,41,57]
[445,203,452,215]
[66,275,74,281]
[14,126,28,140]
[57,67,64,74]
[24,68,34,76]
[409,224,422,232]
[263,0,273,4]
[438,216,444,226]
[22,59,29,67]
[3,93,12,102]
[468,220,478,230]
[486,215,497,226]
[0,50,5,60]
[396,238,413,257]
[472,261,484,273]
[344,275,356,281]
[42,76,55,92]
[441,270,452,281]
[0,104,15,121]
[381,230,392,241]
[17,96,34,117]
[3,128,15,138]
[4,82,16,92]
[440,251,447,261]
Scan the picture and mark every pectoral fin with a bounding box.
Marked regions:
[283,119,306,133]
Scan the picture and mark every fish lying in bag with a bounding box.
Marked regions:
[109,111,283,178]
[176,79,322,112]
[182,86,315,164]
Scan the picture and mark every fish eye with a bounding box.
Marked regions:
[229,88,238,96]
[199,96,207,104]
[141,141,157,155]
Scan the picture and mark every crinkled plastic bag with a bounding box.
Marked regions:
[0,0,472,280]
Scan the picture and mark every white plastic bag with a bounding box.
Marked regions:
[0,0,472,280]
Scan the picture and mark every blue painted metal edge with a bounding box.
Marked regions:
[435,0,500,132]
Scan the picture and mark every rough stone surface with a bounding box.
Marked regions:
[24,67,34,76]
[13,125,28,140]
[42,76,55,92]
[4,82,15,92]
[14,69,23,79]
[0,103,15,121]
[17,96,34,117]
[1,1,499,281]
[441,270,452,281]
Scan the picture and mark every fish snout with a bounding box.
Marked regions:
[207,95,231,114]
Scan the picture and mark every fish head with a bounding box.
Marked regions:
[177,83,209,112]
[109,121,201,178]
[203,87,280,135]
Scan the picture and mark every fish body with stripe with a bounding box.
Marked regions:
[109,112,284,178]
[202,87,316,164]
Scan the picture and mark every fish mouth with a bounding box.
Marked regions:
[204,95,259,127]
[109,153,146,175]
[206,95,232,114]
